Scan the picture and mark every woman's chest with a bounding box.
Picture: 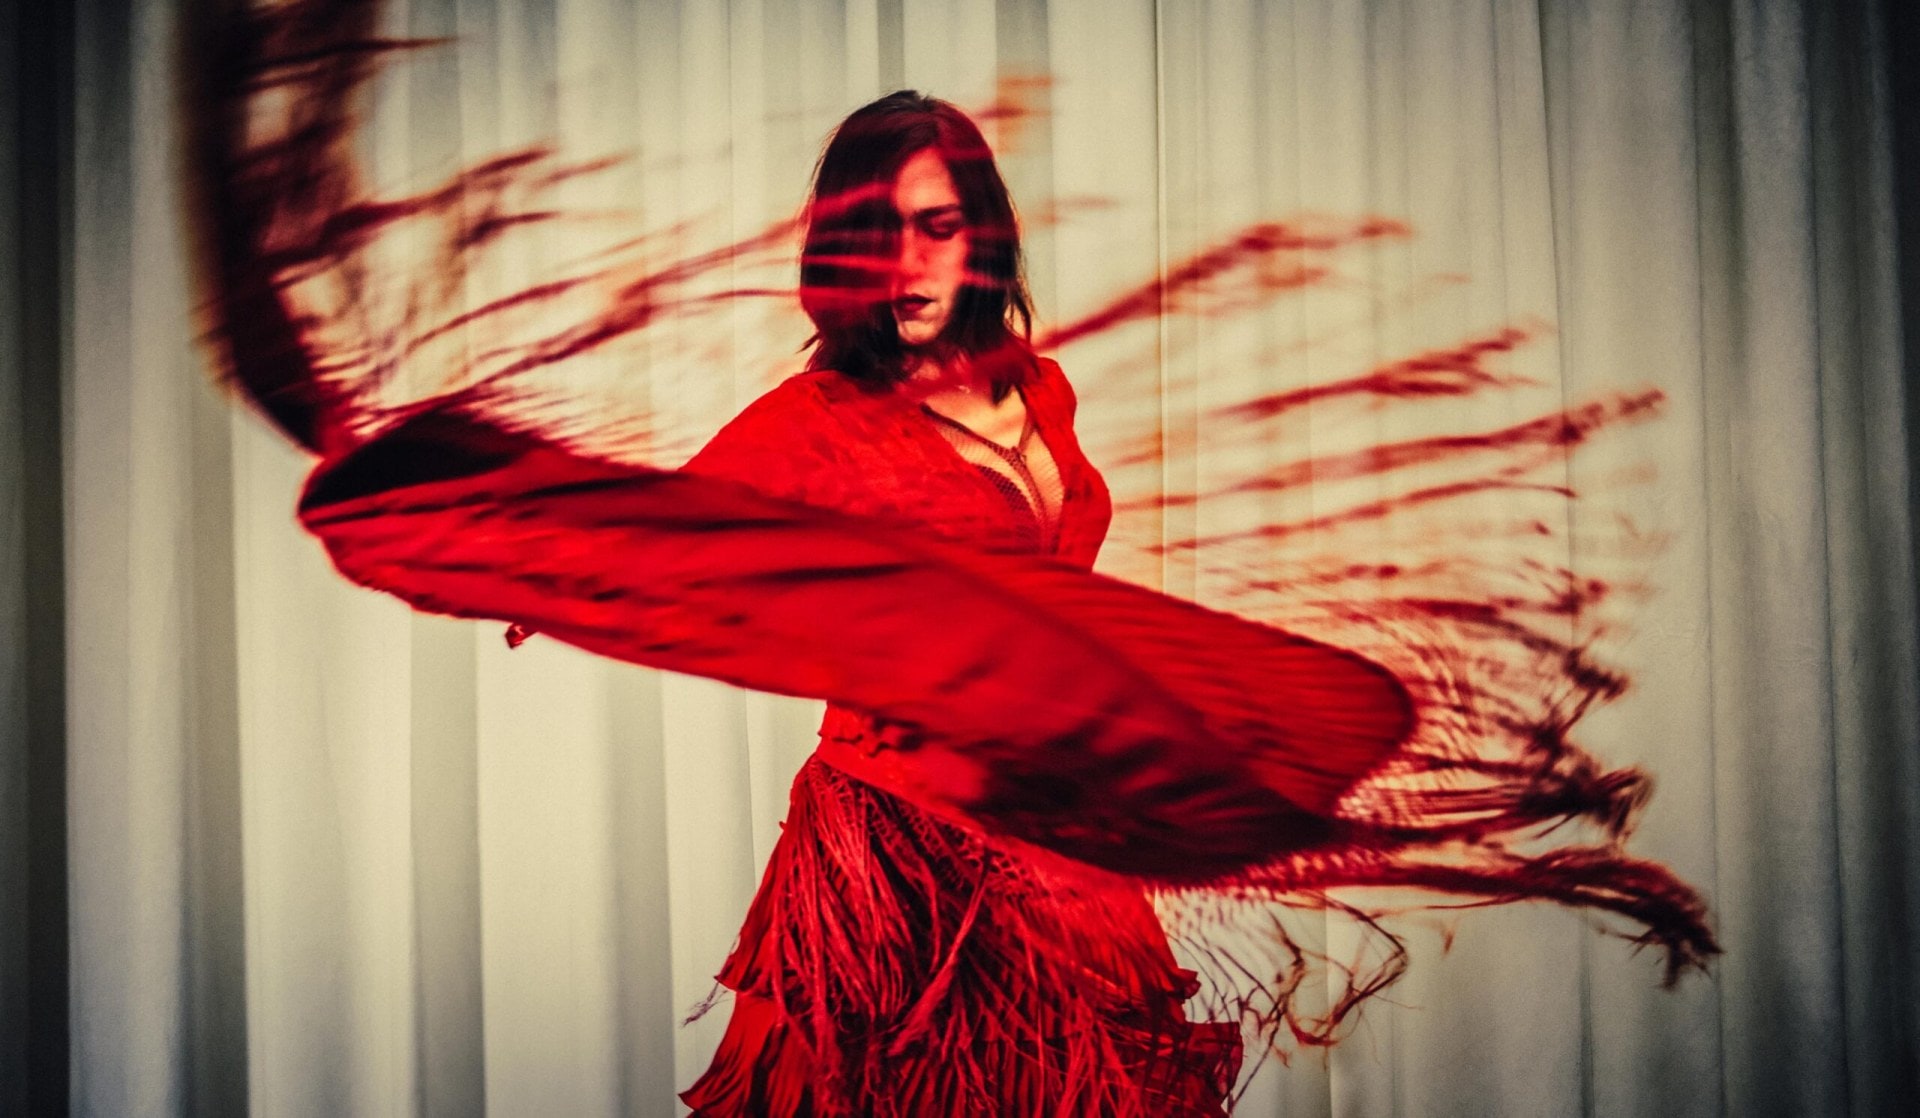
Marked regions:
[826,396,1109,561]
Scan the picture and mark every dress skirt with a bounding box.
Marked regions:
[681,754,1243,1117]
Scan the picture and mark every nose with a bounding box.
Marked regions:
[897,226,933,284]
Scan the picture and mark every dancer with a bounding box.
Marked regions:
[180,4,1718,1114]
[675,91,1246,1116]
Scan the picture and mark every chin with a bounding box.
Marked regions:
[896,322,947,349]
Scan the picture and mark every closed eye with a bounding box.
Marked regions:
[912,207,966,241]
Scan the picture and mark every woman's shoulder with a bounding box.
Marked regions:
[687,371,853,446]
[728,368,893,422]
[1022,354,1079,421]
[678,369,889,492]
[724,369,834,421]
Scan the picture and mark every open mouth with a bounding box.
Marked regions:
[893,295,934,316]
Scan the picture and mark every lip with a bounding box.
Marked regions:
[893,295,934,315]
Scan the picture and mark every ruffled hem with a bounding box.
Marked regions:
[683,989,1241,1118]
[682,756,1241,1117]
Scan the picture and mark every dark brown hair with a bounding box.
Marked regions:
[800,91,1035,400]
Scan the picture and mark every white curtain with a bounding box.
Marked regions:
[26,0,1917,1114]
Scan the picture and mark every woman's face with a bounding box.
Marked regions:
[889,147,970,348]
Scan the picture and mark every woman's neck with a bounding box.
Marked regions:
[901,348,985,399]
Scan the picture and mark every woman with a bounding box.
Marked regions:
[677,91,1243,1117]
[185,9,1718,1110]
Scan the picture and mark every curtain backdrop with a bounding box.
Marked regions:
[5,0,1917,1115]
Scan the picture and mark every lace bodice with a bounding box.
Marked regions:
[921,402,1066,553]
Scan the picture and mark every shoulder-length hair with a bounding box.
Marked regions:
[800,91,1036,400]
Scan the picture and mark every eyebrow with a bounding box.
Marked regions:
[904,204,964,220]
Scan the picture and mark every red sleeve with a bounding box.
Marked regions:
[1029,358,1112,571]
[679,374,847,507]
[1045,356,1078,419]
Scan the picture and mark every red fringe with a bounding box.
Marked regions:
[682,757,1242,1118]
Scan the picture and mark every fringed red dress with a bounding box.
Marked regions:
[679,359,1243,1117]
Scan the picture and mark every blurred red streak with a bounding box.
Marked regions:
[1216,327,1535,422]
[1035,220,1406,351]
[1155,478,1580,554]
[1105,327,1539,470]
[1128,389,1664,519]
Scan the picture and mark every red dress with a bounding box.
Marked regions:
[678,359,1243,1117]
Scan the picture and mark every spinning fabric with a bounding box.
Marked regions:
[177,0,1719,1109]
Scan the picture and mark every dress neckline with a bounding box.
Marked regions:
[910,385,1061,484]
[919,400,1036,459]
[897,382,1069,554]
